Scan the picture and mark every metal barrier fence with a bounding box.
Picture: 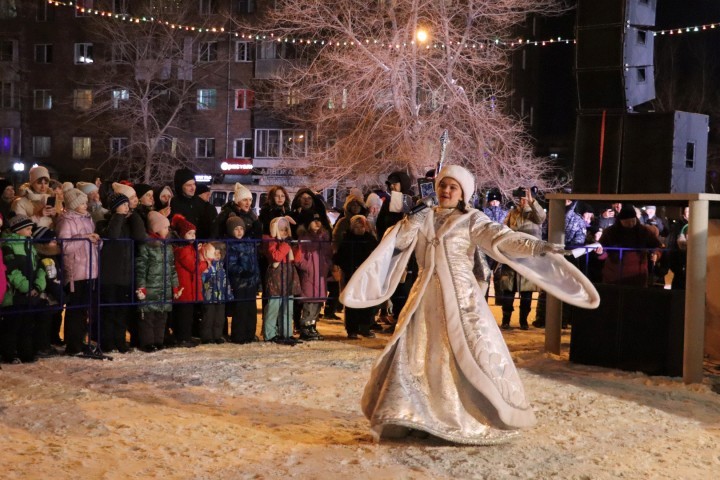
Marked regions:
[1,234,684,356]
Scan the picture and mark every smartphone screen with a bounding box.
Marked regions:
[46,196,56,207]
[417,178,435,198]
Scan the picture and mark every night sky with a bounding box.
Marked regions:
[533,0,720,147]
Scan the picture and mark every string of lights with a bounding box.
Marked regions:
[48,0,719,49]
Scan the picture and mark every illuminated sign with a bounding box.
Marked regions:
[221,158,253,171]
[195,174,212,183]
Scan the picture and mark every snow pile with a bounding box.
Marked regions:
[1,321,719,479]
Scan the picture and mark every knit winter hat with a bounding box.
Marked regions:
[107,192,129,212]
[64,188,88,211]
[147,210,170,234]
[171,214,196,238]
[29,166,50,184]
[32,225,56,241]
[134,183,153,201]
[486,188,502,203]
[617,204,638,220]
[9,214,35,233]
[196,184,210,196]
[435,165,475,204]
[226,215,246,236]
[304,212,323,229]
[112,182,136,199]
[76,181,98,195]
[234,183,252,202]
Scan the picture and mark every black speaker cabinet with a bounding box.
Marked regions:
[576,25,655,110]
[570,284,685,377]
[577,0,657,28]
[573,113,624,193]
[620,111,709,193]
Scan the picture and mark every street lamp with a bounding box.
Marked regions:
[416,28,429,43]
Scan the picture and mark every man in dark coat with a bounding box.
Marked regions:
[169,168,217,239]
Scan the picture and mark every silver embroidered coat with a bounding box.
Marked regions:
[341,207,599,445]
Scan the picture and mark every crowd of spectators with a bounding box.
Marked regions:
[0,166,693,364]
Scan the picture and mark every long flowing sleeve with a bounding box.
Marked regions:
[340,211,428,308]
[468,212,599,309]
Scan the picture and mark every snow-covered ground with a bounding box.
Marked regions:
[1,315,719,479]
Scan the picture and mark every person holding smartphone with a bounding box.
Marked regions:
[495,187,546,330]
[10,166,57,229]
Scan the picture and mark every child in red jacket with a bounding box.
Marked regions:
[171,214,206,348]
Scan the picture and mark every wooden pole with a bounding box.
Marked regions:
[683,199,708,383]
[545,198,565,354]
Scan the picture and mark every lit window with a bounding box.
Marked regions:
[34,44,53,63]
[235,41,252,62]
[197,89,217,110]
[234,138,253,157]
[198,42,218,62]
[33,136,51,157]
[255,129,280,158]
[72,137,92,159]
[196,138,215,158]
[112,89,129,108]
[74,43,94,64]
[255,129,309,158]
[286,89,299,106]
[110,137,129,157]
[33,89,52,110]
[235,89,254,110]
[73,89,93,110]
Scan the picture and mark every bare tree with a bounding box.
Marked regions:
[244,0,568,194]
[81,1,223,184]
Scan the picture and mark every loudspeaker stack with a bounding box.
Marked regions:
[572,0,709,194]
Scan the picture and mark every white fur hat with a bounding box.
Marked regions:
[112,182,137,199]
[234,183,252,202]
[435,165,475,204]
[269,216,290,238]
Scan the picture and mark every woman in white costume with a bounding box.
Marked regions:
[341,165,599,444]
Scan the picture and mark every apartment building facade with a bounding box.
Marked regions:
[0,0,318,191]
